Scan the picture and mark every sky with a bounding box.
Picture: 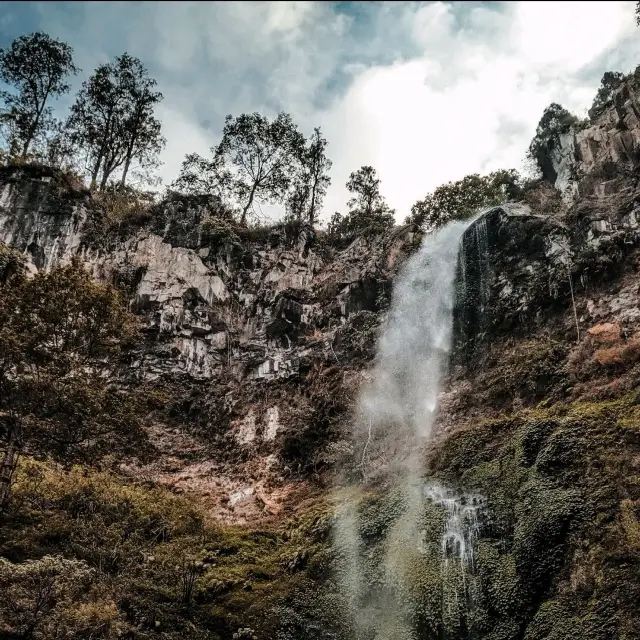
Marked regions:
[1,1,639,224]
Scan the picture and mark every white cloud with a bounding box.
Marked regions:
[514,1,631,69]
[316,1,640,220]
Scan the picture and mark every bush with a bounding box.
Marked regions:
[407,170,522,232]
[1,460,336,639]
[0,555,113,639]
[83,185,155,248]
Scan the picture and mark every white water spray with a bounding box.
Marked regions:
[359,220,473,456]
[335,217,487,639]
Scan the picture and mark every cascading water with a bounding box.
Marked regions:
[334,216,489,640]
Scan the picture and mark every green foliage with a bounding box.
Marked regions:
[528,103,578,181]
[286,127,332,226]
[590,71,624,119]
[82,184,156,248]
[0,554,106,639]
[215,112,305,225]
[1,460,335,639]
[172,151,230,199]
[0,32,79,159]
[67,53,165,190]
[407,170,522,232]
[0,242,25,282]
[0,259,145,509]
[327,166,395,242]
[428,395,640,639]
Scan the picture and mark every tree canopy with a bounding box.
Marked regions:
[67,53,165,190]
[0,31,78,159]
[590,72,624,119]
[0,257,145,510]
[407,170,522,232]
[286,127,332,225]
[328,166,395,241]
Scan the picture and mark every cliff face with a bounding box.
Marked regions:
[0,166,425,521]
[0,168,416,383]
[2,90,640,637]
[550,69,640,202]
[2,101,640,524]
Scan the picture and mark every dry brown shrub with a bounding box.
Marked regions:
[587,322,622,344]
[594,337,640,367]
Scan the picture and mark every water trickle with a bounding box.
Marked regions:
[474,215,490,316]
[423,481,486,573]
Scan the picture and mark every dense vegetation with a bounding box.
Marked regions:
[0,254,146,511]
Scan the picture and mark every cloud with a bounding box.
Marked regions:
[318,1,640,218]
[1,1,639,223]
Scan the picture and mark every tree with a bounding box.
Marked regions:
[0,258,144,511]
[328,166,395,240]
[590,71,624,119]
[407,170,522,232]
[636,1,640,26]
[0,32,78,160]
[286,127,332,225]
[172,151,232,200]
[0,555,94,639]
[215,112,305,225]
[67,53,164,190]
[527,103,578,181]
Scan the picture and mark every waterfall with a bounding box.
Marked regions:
[334,216,487,640]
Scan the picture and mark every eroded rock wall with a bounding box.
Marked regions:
[551,69,640,202]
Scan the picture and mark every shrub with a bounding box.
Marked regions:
[83,185,155,248]
[593,337,640,367]
[407,170,522,232]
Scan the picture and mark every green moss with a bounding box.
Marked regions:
[0,460,338,639]
[423,394,640,639]
[3,391,639,639]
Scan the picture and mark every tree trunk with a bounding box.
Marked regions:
[120,130,139,190]
[21,137,32,160]
[100,166,110,192]
[120,155,132,190]
[100,155,115,192]
[0,419,23,514]
[240,182,258,226]
[20,119,37,160]
[90,154,103,190]
[309,181,317,226]
[20,99,48,161]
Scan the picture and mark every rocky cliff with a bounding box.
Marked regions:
[0,164,425,522]
[2,77,640,638]
[2,90,640,522]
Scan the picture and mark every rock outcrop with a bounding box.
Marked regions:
[0,166,417,384]
[550,69,640,203]
[3,71,640,526]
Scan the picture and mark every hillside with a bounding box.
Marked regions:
[1,70,640,640]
